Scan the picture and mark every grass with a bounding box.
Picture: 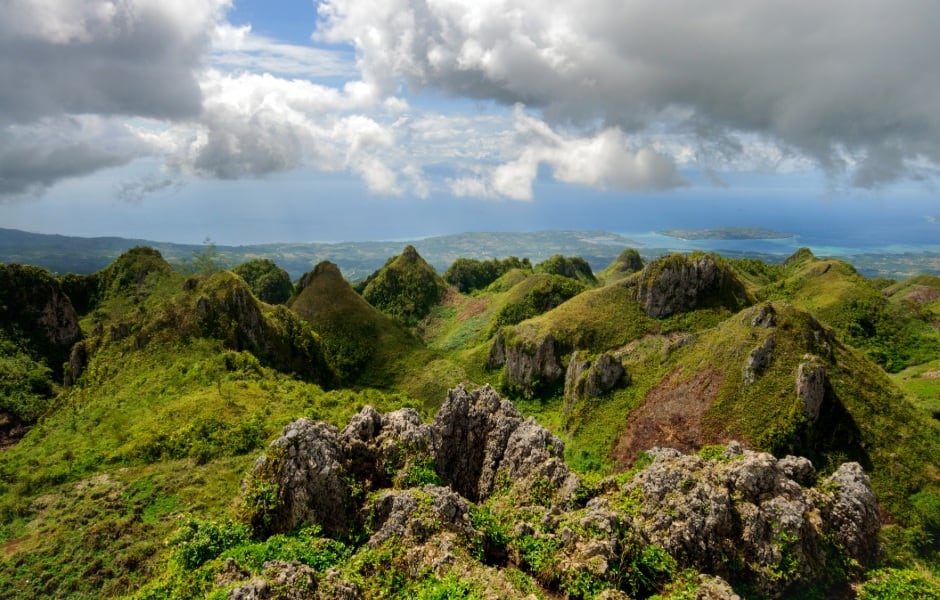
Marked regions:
[3,246,940,597]
[892,358,940,416]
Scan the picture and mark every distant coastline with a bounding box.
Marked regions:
[656,226,793,241]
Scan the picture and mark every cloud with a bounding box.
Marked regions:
[210,23,356,79]
[0,116,150,196]
[157,70,414,196]
[0,0,230,124]
[116,175,184,204]
[450,107,686,200]
[317,0,940,186]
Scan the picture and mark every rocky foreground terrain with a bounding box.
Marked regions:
[224,384,880,599]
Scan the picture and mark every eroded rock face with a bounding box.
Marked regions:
[624,446,880,598]
[243,418,350,537]
[0,263,82,376]
[634,254,749,318]
[502,333,564,395]
[797,357,827,421]
[432,384,576,501]
[750,303,777,328]
[565,350,625,403]
[239,389,879,599]
[241,385,577,535]
[366,485,474,547]
[742,334,775,386]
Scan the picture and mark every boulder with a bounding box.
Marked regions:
[742,334,775,385]
[565,351,625,403]
[501,333,564,396]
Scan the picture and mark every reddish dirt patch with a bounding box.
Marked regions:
[611,367,725,467]
[0,412,25,451]
[458,296,489,321]
[905,285,940,306]
[0,535,31,557]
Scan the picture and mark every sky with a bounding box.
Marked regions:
[0,0,938,246]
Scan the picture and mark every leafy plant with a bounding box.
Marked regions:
[857,568,940,599]
[168,516,250,570]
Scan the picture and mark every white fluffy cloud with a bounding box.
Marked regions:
[157,70,415,195]
[450,106,686,200]
[6,0,938,202]
[318,0,940,187]
[0,0,229,195]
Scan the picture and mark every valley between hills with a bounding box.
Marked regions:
[1,241,939,599]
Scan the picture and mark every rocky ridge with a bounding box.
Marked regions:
[234,385,880,599]
[631,253,750,318]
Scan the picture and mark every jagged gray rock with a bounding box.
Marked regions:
[818,462,882,566]
[495,332,564,395]
[624,445,880,598]
[227,561,318,600]
[366,485,474,547]
[432,384,577,502]
[742,334,775,385]
[565,350,625,403]
[750,303,777,328]
[634,254,749,318]
[239,389,879,599]
[242,384,578,536]
[487,329,507,368]
[797,356,826,421]
[244,418,350,537]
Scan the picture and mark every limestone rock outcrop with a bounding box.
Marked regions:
[797,356,827,421]
[0,263,82,375]
[742,334,775,385]
[432,384,578,502]
[240,384,577,536]
[237,387,880,599]
[624,444,881,598]
[488,330,564,396]
[565,350,625,403]
[632,254,750,318]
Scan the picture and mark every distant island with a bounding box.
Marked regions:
[656,226,793,241]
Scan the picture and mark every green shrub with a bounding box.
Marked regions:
[444,257,531,293]
[534,255,597,285]
[233,259,292,304]
[414,573,482,600]
[857,568,940,599]
[0,337,54,421]
[169,516,251,570]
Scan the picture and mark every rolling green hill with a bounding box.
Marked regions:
[0,244,939,598]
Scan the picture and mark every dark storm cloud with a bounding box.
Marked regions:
[0,0,227,124]
[0,116,148,196]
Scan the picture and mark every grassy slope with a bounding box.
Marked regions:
[760,253,940,372]
[0,257,418,598]
[2,248,940,597]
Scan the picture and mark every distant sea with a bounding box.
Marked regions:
[606,195,940,258]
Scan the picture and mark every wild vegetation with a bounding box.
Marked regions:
[0,242,939,599]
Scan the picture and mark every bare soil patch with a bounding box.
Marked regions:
[458,296,489,321]
[0,412,25,451]
[611,367,725,467]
